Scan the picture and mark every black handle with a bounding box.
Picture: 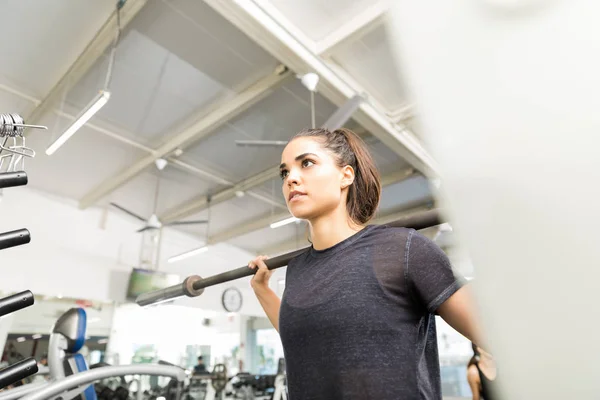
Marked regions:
[0,358,39,389]
[0,290,34,318]
[0,171,27,189]
[0,229,31,250]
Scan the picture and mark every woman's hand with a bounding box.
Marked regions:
[248,255,273,292]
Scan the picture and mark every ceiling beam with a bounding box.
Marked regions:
[161,165,280,222]
[0,80,287,211]
[78,69,291,209]
[203,0,438,176]
[24,0,149,126]
[204,167,416,245]
[258,204,435,256]
[315,1,389,57]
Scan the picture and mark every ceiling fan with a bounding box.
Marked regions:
[110,158,209,233]
[234,73,365,148]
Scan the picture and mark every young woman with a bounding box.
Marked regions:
[248,128,484,400]
[467,343,498,400]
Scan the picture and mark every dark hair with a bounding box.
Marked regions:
[468,342,480,367]
[291,128,381,225]
[198,356,204,361]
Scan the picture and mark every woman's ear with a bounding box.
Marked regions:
[341,165,355,189]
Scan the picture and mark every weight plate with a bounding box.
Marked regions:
[211,363,228,392]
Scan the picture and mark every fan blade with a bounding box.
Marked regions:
[321,95,364,130]
[136,226,159,233]
[167,220,209,226]
[110,203,147,222]
[235,140,288,147]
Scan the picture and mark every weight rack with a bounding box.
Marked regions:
[0,114,47,387]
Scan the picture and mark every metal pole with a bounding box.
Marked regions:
[136,209,443,307]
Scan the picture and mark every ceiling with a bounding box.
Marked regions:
[0,0,440,263]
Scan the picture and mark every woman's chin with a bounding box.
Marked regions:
[288,205,313,220]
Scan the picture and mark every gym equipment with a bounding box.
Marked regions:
[18,365,186,400]
[0,229,31,250]
[0,113,46,173]
[0,114,41,251]
[183,364,229,400]
[0,114,46,136]
[0,171,27,189]
[136,208,443,306]
[0,292,38,389]
[0,228,29,251]
[0,351,38,389]
[0,307,187,400]
[0,290,34,318]
[210,364,228,393]
[0,114,43,389]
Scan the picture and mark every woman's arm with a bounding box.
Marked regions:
[467,365,481,400]
[254,287,281,332]
[248,255,281,332]
[437,285,486,348]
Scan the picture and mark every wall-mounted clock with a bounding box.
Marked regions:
[222,287,243,312]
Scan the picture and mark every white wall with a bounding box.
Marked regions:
[106,303,242,370]
[0,187,265,316]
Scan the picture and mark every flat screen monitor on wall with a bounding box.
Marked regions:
[126,268,181,301]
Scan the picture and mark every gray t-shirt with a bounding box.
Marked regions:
[278,224,465,400]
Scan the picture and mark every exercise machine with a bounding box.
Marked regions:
[0,307,186,400]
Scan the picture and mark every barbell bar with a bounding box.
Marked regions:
[136,208,443,307]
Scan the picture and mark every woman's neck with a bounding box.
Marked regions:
[308,206,363,250]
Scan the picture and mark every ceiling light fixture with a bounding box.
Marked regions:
[270,216,299,229]
[168,246,209,263]
[46,91,111,155]
[46,2,123,155]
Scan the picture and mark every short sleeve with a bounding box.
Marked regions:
[405,230,465,313]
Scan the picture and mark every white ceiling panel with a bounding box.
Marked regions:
[0,87,37,117]
[109,165,223,221]
[253,176,284,203]
[175,195,278,239]
[365,137,411,176]
[179,79,337,181]
[19,112,146,200]
[331,24,409,112]
[267,0,377,41]
[65,30,228,147]
[0,0,115,97]
[63,0,279,147]
[377,175,433,215]
[228,222,307,254]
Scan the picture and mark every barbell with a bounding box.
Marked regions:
[189,364,228,392]
[136,209,443,307]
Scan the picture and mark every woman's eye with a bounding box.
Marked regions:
[279,170,288,180]
[302,159,314,168]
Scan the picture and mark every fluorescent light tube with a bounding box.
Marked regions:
[270,216,299,229]
[168,246,208,263]
[46,90,111,155]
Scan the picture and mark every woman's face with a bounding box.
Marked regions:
[279,137,351,221]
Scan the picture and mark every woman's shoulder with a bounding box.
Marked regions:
[467,364,481,382]
[366,223,417,242]
[369,224,442,249]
